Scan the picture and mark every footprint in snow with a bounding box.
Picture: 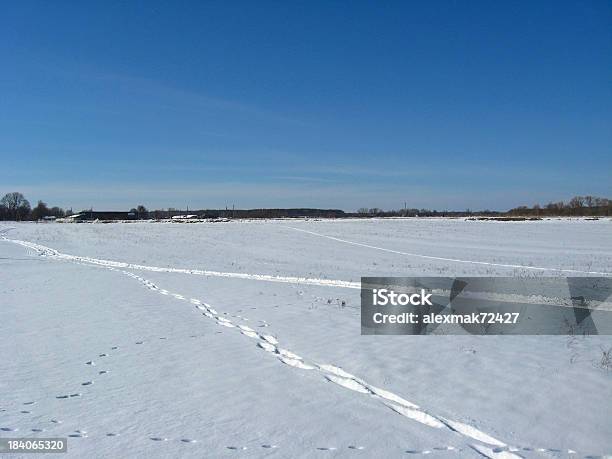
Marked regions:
[348,446,365,450]
[51,419,62,424]
[279,356,315,370]
[181,439,197,443]
[325,374,370,394]
[20,410,31,414]
[278,349,301,360]
[317,447,337,451]
[111,346,118,350]
[241,330,259,339]
[136,341,144,345]
[99,353,109,357]
[23,401,36,405]
[150,437,168,442]
[55,393,81,399]
[86,360,95,366]
[82,381,94,386]
[1,427,18,432]
[258,341,276,353]
[226,446,248,450]
[99,370,108,375]
[31,428,45,432]
[261,444,279,449]
[106,433,120,437]
[528,447,562,453]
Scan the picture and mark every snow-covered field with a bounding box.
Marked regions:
[1,218,611,458]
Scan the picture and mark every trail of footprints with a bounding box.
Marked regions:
[113,269,587,457]
[1,323,377,453]
[0,242,597,457]
[118,274,487,453]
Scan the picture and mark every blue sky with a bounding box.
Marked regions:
[1,1,611,211]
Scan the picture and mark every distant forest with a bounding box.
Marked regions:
[0,191,611,221]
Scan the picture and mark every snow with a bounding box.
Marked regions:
[1,218,611,458]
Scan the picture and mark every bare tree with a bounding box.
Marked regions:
[568,196,585,215]
[49,206,65,217]
[31,200,50,220]
[136,205,148,219]
[0,192,31,220]
[569,196,585,208]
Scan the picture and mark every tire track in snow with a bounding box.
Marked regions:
[287,226,612,276]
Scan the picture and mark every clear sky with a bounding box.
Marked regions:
[1,1,611,211]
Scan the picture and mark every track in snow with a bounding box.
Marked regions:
[288,226,612,276]
[3,236,360,289]
[2,235,591,457]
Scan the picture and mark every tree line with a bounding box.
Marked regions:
[1,191,611,221]
[0,192,70,221]
[505,196,612,217]
[354,196,611,218]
